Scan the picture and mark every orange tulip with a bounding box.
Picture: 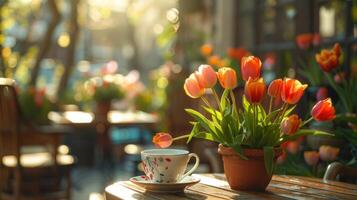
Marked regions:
[241,56,262,81]
[315,43,341,72]
[244,77,266,103]
[195,64,217,88]
[281,114,302,135]
[286,141,300,154]
[311,98,336,121]
[208,55,221,67]
[316,87,328,101]
[281,78,308,104]
[184,73,205,98]
[296,33,313,50]
[319,145,340,161]
[304,151,319,166]
[268,79,283,98]
[200,44,213,57]
[152,132,173,148]
[227,47,250,62]
[217,67,237,89]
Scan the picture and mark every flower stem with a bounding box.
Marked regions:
[302,117,313,127]
[268,96,273,114]
[212,88,221,110]
[201,97,213,109]
[172,134,190,141]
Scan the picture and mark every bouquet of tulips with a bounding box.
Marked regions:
[153,55,337,173]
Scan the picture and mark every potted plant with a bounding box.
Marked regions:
[18,87,53,125]
[152,56,336,191]
[92,80,124,117]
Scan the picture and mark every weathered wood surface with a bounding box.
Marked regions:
[105,173,357,200]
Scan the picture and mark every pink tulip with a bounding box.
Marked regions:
[304,151,319,166]
[184,74,205,98]
[195,64,217,88]
[319,145,340,161]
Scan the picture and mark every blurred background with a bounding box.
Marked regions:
[0,0,357,199]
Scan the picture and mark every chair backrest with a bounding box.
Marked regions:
[324,162,357,183]
[0,78,20,160]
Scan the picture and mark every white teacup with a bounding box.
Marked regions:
[141,149,199,183]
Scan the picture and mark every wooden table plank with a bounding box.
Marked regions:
[105,174,357,200]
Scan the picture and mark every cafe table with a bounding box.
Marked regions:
[104,173,357,200]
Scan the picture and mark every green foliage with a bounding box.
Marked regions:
[93,82,124,102]
[18,87,53,124]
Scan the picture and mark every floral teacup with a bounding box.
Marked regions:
[141,149,199,183]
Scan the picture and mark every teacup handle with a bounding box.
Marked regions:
[182,153,200,179]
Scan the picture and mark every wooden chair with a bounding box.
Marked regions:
[0,78,75,200]
[324,162,357,184]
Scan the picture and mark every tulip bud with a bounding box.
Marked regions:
[268,79,283,98]
[195,65,217,88]
[152,132,173,148]
[304,151,319,166]
[244,77,266,103]
[200,44,213,57]
[316,87,328,101]
[296,33,313,50]
[281,114,302,135]
[319,145,340,161]
[184,74,205,98]
[281,78,308,104]
[311,98,336,121]
[217,67,237,89]
[241,56,262,81]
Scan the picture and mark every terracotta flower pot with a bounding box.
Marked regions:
[218,144,281,191]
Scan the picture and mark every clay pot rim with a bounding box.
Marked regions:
[218,144,282,157]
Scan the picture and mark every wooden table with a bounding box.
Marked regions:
[105,173,357,200]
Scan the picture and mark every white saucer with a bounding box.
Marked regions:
[130,175,200,193]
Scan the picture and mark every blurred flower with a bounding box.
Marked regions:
[316,87,329,101]
[281,114,302,135]
[315,43,341,72]
[244,77,266,103]
[281,78,308,104]
[184,73,205,98]
[276,151,286,164]
[296,33,313,50]
[334,72,345,84]
[268,79,283,98]
[311,98,336,121]
[286,141,300,154]
[227,47,250,62]
[153,132,173,148]
[312,33,321,46]
[208,55,222,67]
[319,145,340,162]
[101,60,118,75]
[304,151,319,166]
[241,56,262,81]
[200,44,213,57]
[195,64,217,88]
[217,67,237,89]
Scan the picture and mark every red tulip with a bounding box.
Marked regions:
[217,67,237,89]
[184,74,205,98]
[200,44,213,57]
[281,78,308,104]
[241,56,262,81]
[276,151,286,164]
[227,47,250,62]
[268,79,283,98]
[152,132,173,148]
[312,33,321,46]
[316,87,328,101]
[315,43,341,72]
[296,33,313,50]
[244,77,266,103]
[195,64,217,88]
[304,151,319,166]
[319,145,340,161]
[281,114,302,135]
[286,141,300,154]
[311,98,336,121]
